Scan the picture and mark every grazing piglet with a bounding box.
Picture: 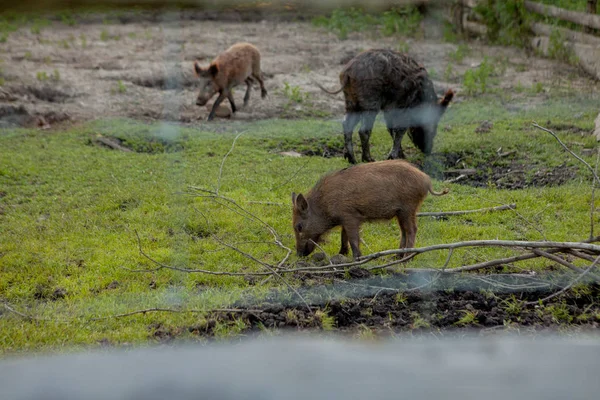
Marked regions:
[194,42,267,121]
[292,160,448,260]
[318,49,454,164]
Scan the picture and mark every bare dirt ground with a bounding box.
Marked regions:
[0,11,597,127]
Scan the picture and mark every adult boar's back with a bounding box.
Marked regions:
[333,49,453,164]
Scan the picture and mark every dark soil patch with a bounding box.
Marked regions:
[545,122,591,135]
[179,273,600,339]
[0,104,31,128]
[89,133,185,154]
[432,151,578,190]
[20,86,72,103]
[129,72,198,90]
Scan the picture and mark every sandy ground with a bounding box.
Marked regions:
[0,12,597,128]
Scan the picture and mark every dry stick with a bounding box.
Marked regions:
[591,147,600,239]
[216,132,243,195]
[533,123,600,186]
[126,230,272,276]
[568,249,597,263]
[213,236,313,314]
[357,239,600,262]
[417,204,516,217]
[532,249,600,281]
[89,307,263,321]
[525,255,600,305]
[269,157,311,191]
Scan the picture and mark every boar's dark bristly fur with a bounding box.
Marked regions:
[291,160,449,260]
[320,49,454,164]
[194,42,267,121]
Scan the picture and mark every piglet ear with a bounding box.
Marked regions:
[208,64,219,77]
[295,193,309,216]
[291,192,297,205]
[194,62,203,77]
[439,89,454,108]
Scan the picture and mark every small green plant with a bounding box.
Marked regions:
[381,6,422,37]
[59,12,77,26]
[43,56,52,65]
[59,39,70,49]
[442,22,459,43]
[354,324,376,340]
[532,82,544,94]
[463,69,477,96]
[455,310,478,326]
[501,295,522,316]
[315,309,335,331]
[475,0,530,47]
[411,312,430,329]
[395,292,407,305]
[548,27,578,65]
[396,40,410,54]
[449,44,470,63]
[80,34,87,48]
[128,32,137,39]
[100,29,110,41]
[546,302,573,324]
[282,81,309,103]
[462,57,496,95]
[111,80,127,95]
[515,80,524,93]
[0,33,8,43]
[444,63,455,81]
[24,51,32,60]
[36,69,60,82]
[36,71,48,81]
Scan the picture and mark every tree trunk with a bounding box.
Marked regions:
[525,1,600,30]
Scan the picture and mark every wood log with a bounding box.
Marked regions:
[525,1,600,30]
[531,22,600,46]
[594,113,600,141]
[531,35,600,80]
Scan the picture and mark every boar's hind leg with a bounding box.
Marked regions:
[226,92,237,114]
[243,78,252,106]
[340,227,350,255]
[207,91,227,121]
[342,113,361,164]
[383,110,407,159]
[396,211,417,257]
[253,73,267,99]
[358,111,377,163]
[343,222,362,260]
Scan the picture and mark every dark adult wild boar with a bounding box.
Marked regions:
[194,42,267,121]
[319,49,454,164]
[291,160,449,260]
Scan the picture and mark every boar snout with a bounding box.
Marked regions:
[296,240,316,257]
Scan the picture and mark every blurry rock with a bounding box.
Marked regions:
[206,103,231,119]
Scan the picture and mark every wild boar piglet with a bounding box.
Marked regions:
[292,160,449,260]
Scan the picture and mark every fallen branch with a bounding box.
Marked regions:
[417,204,516,217]
[532,249,600,281]
[525,255,600,305]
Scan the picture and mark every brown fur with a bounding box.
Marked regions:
[194,42,267,121]
[292,160,449,260]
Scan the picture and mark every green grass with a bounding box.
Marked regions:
[312,6,422,40]
[1,91,599,353]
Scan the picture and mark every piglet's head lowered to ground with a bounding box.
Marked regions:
[292,160,449,260]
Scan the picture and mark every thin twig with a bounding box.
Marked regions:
[417,204,516,217]
[526,255,600,305]
[89,307,263,321]
[533,122,600,186]
[591,147,600,239]
[269,158,311,191]
[216,132,243,195]
[532,249,600,281]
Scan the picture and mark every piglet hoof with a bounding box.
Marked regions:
[261,89,268,99]
[362,156,375,163]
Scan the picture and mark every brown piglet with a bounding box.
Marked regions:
[291,160,449,260]
[194,42,267,121]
